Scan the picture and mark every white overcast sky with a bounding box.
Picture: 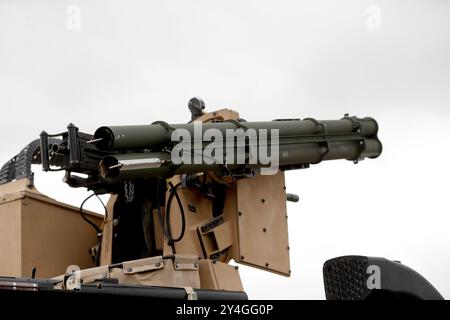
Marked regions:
[1,0,449,299]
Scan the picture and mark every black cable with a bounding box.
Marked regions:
[95,194,108,221]
[165,181,185,242]
[219,162,236,184]
[156,178,174,254]
[155,179,186,246]
[80,193,102,235]
[79,193,109,266]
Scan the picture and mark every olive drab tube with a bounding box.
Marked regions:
[93,117,380,152]
[96,116,382,180]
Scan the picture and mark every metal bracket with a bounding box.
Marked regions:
[184,286,198,300]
